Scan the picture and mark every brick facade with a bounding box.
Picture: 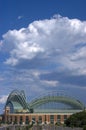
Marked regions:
[4,107,72,124]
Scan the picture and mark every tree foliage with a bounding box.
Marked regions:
[65,111,86,127]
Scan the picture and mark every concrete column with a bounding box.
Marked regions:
[54,115,57,124]
[12,116,15,124]
[28,115,30,124]
[42,115,45,124]
[5,114,7,123]
[17,115,20,124]
[8,116,11,124]
[36,115,38,123]
[48,115,50,124]
[61,115,64,124]
[22,115,25,125]
[46,115,50,124]
[29,114,32,124]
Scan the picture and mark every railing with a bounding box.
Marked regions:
[0,124,83,130]
[0,124,32,130]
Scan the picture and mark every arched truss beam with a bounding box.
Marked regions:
[6,90,29,110]
[29,96,84,110]
[6,90,85,112]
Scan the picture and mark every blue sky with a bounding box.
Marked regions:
[0,0,86,113]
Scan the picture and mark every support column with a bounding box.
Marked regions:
[22,115,25,125]
[42,115,45,124]
[29,114,32,124]
[36,115,38,124]
[48,115,50,124]
[61,115,64,124]
[54,115,57,124]
[12,116,15,124]
[17,115,20,124]
[46,115,50,124]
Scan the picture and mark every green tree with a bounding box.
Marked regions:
[65,111,86,127]
[83,125,86,130]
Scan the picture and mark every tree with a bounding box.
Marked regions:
[65,111,86,127]
[83,125,86,130]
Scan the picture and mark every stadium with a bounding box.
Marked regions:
[4,90,85,124]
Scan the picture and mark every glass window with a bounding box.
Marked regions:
[26,116,29,124]
[64,115,67,120]
[32,117,35,124]
[57,115,61,123]
[57,115,61,120]
[50,115,54,124]
[20,116,23,124]
[39,116,42,124]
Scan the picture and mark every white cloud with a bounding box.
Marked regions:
[71,46,86,60]
[5,57,18,66]
[1,15,86,74]
[41,80,59,87]
[0,95,8,104]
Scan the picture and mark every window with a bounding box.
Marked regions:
[39,116,42,124]
[50,115,54,124]
[20,116,23,124]
[26,116,29,124]
[57,115,61,123]
[32,117,35,124]
[64,115,67,121]
[14,116,17,124]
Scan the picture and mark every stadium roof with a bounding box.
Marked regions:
[5,90,85,113]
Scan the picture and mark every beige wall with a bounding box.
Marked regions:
[5,113,72,124]
[4,107,72,124]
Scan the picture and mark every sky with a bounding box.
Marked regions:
[0,0,86,113]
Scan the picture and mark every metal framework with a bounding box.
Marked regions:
[29,91,84,110]
[6,90,29,112]
[29,96,84,109]
[5,90,85,113]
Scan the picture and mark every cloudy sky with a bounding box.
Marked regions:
[0,0,86,113]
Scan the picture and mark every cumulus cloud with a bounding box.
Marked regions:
[1,15,86,75]
[41,80,59,87]
[0,95,8,104]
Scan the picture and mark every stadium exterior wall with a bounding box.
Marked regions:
[4,107,72,124]
[3,90,85,125]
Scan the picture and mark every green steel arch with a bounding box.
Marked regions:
[29,95,84,110]
[5,90,85,113]
[6,90,30,112]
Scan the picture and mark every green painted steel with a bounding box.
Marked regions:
[6,90,29,111]
[29,96,84,110]
[33,109,83,113]
[5,90,85,113]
